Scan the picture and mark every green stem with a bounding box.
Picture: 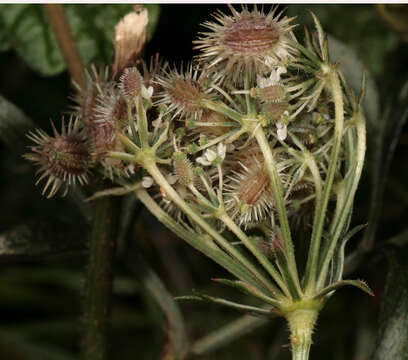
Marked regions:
[143,160,278,297]
[253,126,302,298]
[317,110,366,289]
[219,213,289,300]
[285,308,319,360]
[82,188,119,360]
[305,69,344,293]
[135,188,270,295]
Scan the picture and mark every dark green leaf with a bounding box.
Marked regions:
[176,292,273,317]
[0,218,87,262]
[0,95,35,153]
[288,5,398,79]
[212,278,281,307]
[373,252,408,360]
[313,279,374,300]
[0,4,160,76]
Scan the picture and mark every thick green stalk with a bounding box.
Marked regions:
[283,301,322,360]
[82,188,119,360]
[304,70,344,293]
[253,126,302,297]
[287,309,317,360]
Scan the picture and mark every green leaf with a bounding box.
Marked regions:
[123,250,188,360]
[0,4,160,76]
[313,279,374,300]
[373,252,408,360]
[212,278,281,307]
[175,292,273,317]
[0,96,35,154]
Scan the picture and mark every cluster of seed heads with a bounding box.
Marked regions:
[25,5,351,237]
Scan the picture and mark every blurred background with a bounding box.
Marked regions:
[0,4,407,360]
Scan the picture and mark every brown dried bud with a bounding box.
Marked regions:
[112,6,148,77]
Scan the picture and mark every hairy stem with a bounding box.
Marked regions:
[135,188,271,297]
[82,189,119,360]
[285,307,319,360]
[253,126,302,298]
[143,160,278,296]
[305,69,344,293]
[219,213,289,300]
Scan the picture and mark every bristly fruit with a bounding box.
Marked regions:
[194,5,297,83]
[119,67,143,101]
[154,64,212,120]
[24,117,92,198]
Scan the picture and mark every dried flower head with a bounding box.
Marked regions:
[112,5,148,77]
[194,5,297,83]
[24,117,91,198]
[154,64,212,120]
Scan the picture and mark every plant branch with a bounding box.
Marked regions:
[254,126,302,297]
[82,186,119,360]
[44,4,85,88]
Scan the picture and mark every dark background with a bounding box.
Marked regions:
[0,4,407,360]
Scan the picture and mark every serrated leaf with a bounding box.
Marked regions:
[373,252,408,360]
[313,279,374,300]
[0,96,35,153]
[0,4,160,76]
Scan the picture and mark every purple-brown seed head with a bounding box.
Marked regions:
[194,5,297,83]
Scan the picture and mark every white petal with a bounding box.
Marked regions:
[142,176,154,188]
[277,121,287,141]
[205,149,217,162]
[142,85,153,99]
[196,157,211,166]
[217,142,226,159]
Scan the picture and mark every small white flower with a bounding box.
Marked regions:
[141,85,153,100]
[196,149,217,166]
[217,142,226,160]
[276,120,287,141]
[257,66,287,89]
[196,142,226,166]
[142,176,154,188]
[127,164,136,174]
